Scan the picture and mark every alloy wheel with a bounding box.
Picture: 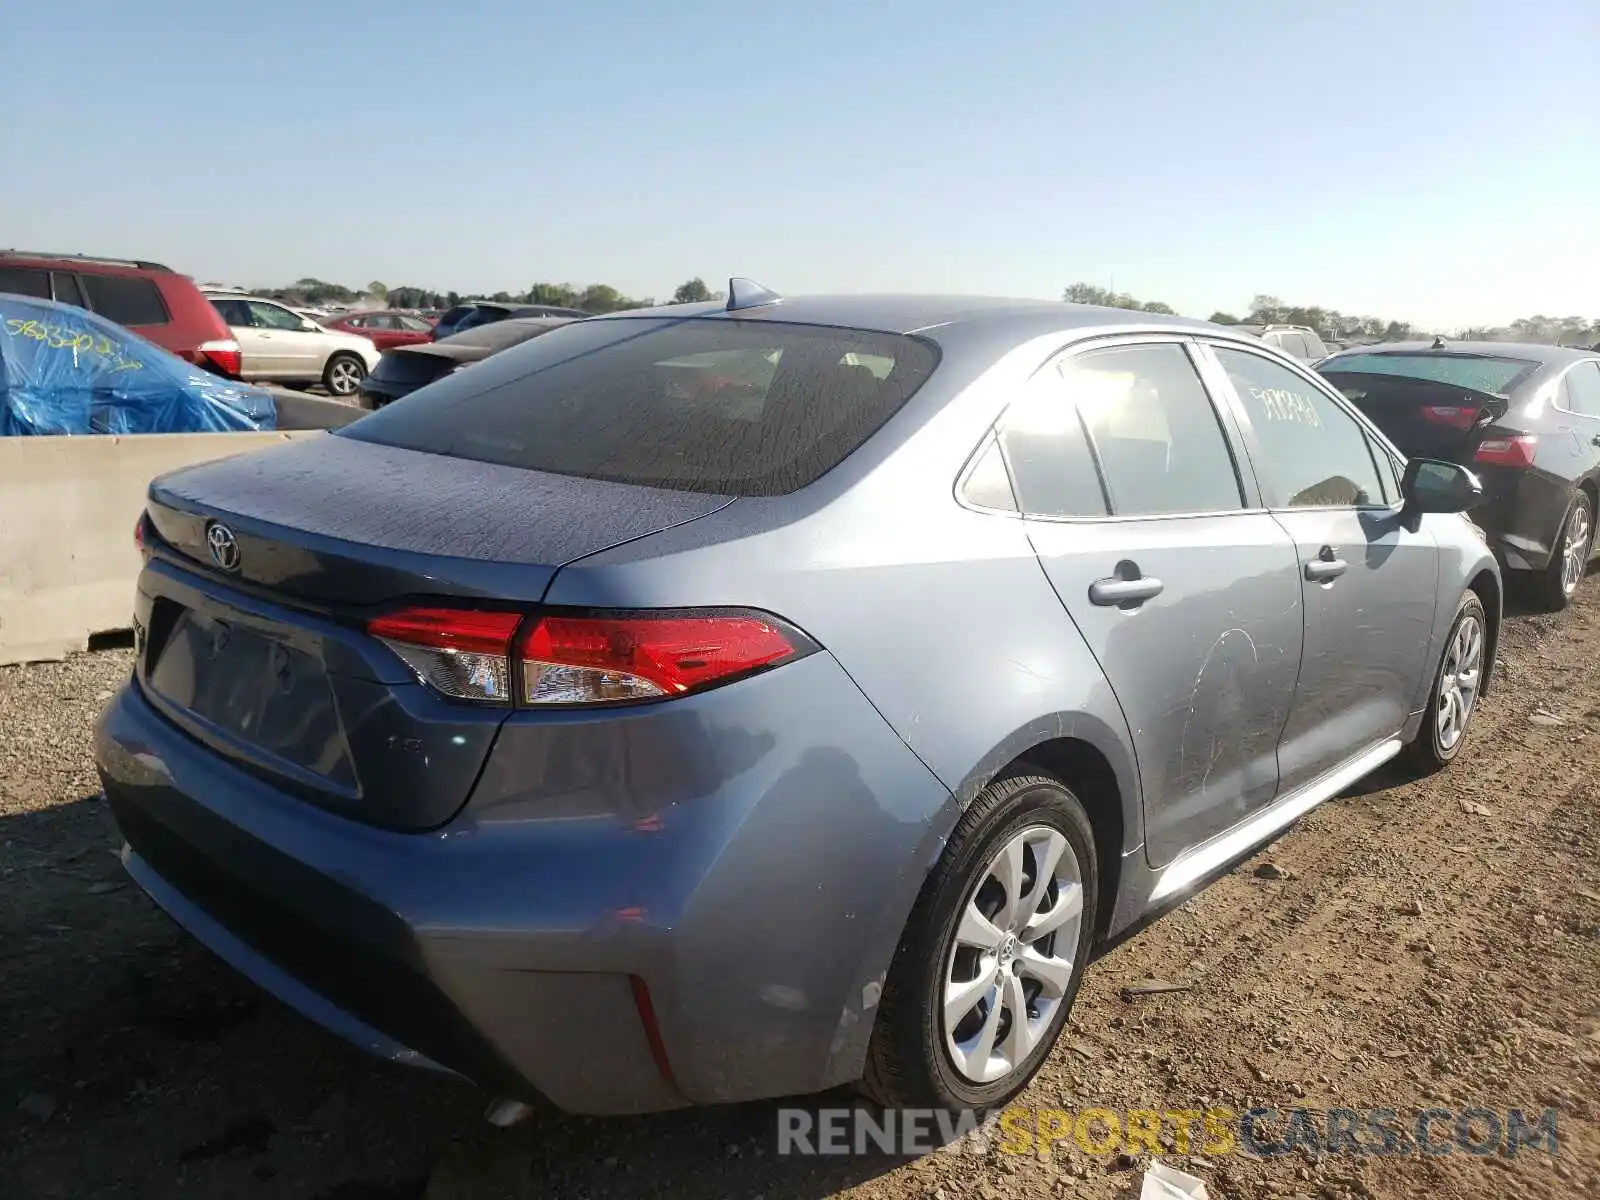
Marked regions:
[327,358,364,395]
[1436,613,1483,752]
[943,825,1084,1084]
[1562,502,1590,597]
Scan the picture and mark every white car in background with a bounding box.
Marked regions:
[203,292,382,396]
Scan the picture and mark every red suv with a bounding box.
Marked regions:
[0,250,242,377]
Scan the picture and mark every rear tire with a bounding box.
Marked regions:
[1531,490,1591,612]
[1404,591,1487,772]
[859,771,1097,1114]
[322,352,366,397]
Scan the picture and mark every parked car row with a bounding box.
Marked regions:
[0,250,596,399]
[100,281,1524,1125]
[1318,339,1600,610]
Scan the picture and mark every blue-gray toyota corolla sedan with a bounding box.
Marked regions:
[97,281,1500,1118]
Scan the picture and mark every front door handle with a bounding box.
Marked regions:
[1304,546,1348,583]
[1088,573,1164,608]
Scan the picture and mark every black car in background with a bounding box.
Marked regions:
[1319,341,1600,609]
[357,317,575,409]
[431,300,590,340]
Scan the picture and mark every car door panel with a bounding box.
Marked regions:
[1269,507,1438,788]
[996,338,1305,868]
[1202,341,1441,791]
[1027,516,1304,865]
[247,301,320,378]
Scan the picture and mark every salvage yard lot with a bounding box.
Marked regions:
[2,595,1598,1200]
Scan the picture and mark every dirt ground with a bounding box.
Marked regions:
[3,587,1598,1200]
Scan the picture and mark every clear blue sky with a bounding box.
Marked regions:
[2,0,1594,328]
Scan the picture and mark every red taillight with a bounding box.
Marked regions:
[365,607,812,707]
[1474,434,1537,468]
[134,512,147,555]
[1420,405,1478,430]
[519,613,806,704]
[197,339,242,377]
[366,608,523,704]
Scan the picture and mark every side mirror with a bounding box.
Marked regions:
[1401,457,1483,515]
[299,320,320,333]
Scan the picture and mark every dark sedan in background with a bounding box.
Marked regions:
[357,317,574,409]
[431,301,590,340]
[1319,341,1600,609]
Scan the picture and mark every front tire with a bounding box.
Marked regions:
[322,352,366,397]
[1532,490,1591,612]
[1404,591,1487,772]
[860,771,1097,1113]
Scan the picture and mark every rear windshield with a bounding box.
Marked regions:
[342,317,939,495]
[1320,352,1537,395]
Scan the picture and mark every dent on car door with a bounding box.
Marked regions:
[999,339,1304,868]
[1203,343,1440,792]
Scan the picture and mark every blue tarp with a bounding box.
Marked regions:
[0,294,275,435]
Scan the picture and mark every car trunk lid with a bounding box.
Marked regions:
[136,433,732,829]
[1322,371,1512,462]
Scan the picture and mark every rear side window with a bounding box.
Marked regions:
[0,267,51,299]
[1269,332,1308,359]
[344,318,940,496]
[1562,362,1600,418]
[82,274,169,326]
[997,364,1109,517]
[51,272,86,308]
[998,343,1242,517]
[210,298,253,326]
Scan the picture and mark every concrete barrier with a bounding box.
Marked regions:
[0,431,324,666]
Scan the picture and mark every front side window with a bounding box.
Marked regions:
[1214,346,1386,509]
[344,317,939,496]
[81,274,169,326]
[247,301,306,331]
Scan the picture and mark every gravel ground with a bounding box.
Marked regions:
[2,590,1598,1200]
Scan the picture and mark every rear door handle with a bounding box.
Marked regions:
[1304,547,1348,583]
[1088,574,1164,607]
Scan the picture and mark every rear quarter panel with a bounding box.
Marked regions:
[541,327,1147,1083]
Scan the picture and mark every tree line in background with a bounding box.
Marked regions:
[1063,282,1600,347]
[249,276,728,313]
[235,275,1598,347]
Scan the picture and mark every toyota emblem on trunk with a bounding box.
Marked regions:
[205,521,241,572]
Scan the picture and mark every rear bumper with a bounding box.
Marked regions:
[96,652,953,1114]
[355,376,420,409]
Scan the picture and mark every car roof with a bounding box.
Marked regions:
[1323,341,1599,368]
[590,294,1237,346]
[202,292,291,305]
